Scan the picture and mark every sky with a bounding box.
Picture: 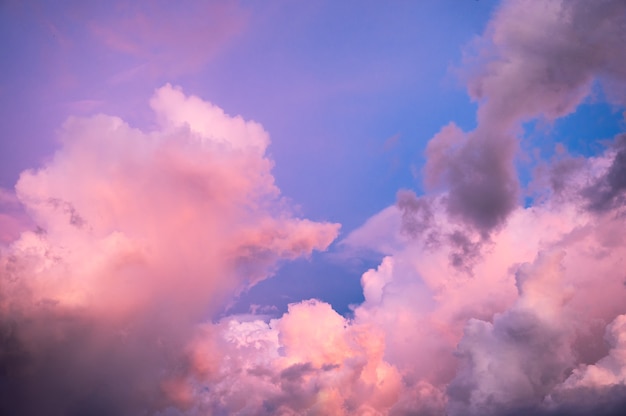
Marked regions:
[1,0,626,415]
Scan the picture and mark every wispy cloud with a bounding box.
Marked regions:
[89,1,248,81]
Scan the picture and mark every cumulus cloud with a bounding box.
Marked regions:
[3,0,626,415]
[333,0,626,413]
[172,135,626,414]
[335,132,626,415]
[0,85,338,415]
[561,314,626,390]
[422,0,626,236]
[154,136,626,415]
[159,299,406,415]
[583,134,626,212]
[447,251,576,416]
[115,1,626,414]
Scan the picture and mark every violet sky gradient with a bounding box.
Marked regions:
[2,1,626,415]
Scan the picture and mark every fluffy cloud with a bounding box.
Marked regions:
[424,0,626,236]
[0,85,338,415]
[159,137,625,415]
[561,314,626,390]
[447,251,576,415]
[172,136,626,414]
[178,300,405,415]
[336,134,626,415]
[334,0,626,413]
[3,0,626,415]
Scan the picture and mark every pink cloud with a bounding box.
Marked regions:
[180,300,407,415]
[230,1,626,412]
[172,145,623,412]
[327,136,626,414]
[0,84,338,415]
[3,1,626,415]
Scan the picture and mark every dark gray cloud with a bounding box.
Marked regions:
[447,230,483,272]
[396,190,435,240]
[584,135,626,212]
[422,0,626,236]
[447,252,576,416]
[427,128,519,235]
[397,190,485,271]
[543,155,587,199]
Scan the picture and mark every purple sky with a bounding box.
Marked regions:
[2,1,626,415]
[0,0,505,315]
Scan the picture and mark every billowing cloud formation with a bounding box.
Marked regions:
[0,85,338,415]
[152,136,626,415]
[424,0,626,235]
[3,0,626,415]
[583,134,626,211]
[175,300,408,415]
[199,0,625,414]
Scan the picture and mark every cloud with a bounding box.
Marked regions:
[175,135,626,412]
[328,0,626,409]
[447,251,576,416]
[583,134,626,211]
[89,1,248,80]
[3,1,626,415]
[180,140,626,413]
[197,0,626,412]
[561,314,626,390]
[421,0,626,236]
[334,131,626,415]
[175,300,406,415]
[0,85,338,415]
[423,121,519,234]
